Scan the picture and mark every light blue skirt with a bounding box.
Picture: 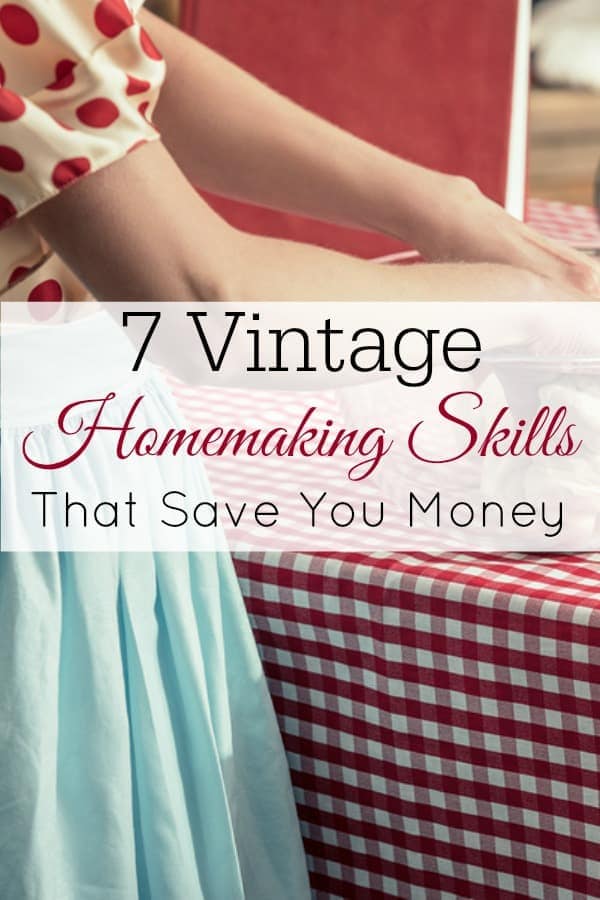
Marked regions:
[0,314,311,900]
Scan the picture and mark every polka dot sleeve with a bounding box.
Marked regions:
[0,1,165,229]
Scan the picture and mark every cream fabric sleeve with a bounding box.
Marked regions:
[0,1,165,228]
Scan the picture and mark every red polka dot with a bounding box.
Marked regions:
[0,86,25,121]
[140,27,162,60]
[1,4,39,46]
[0,63,5,86]
[47,59,76,91]
[0,144,23,171]
[94,0,133,38]
[127,138,147,154]
[52,157,91,189]
[0,4,39,44]
[76,98,119,128]
[8,264,29,286]
[126,75,150,96]
[28,288,63,318]
[138,100,150,120]
[27,280,63,324]
[28,279,63,301]
[28,302,62,320]
[0,193,16,225]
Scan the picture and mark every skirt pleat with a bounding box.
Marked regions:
[1,315,310,899]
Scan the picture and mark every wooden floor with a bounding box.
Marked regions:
[529,87,600,206]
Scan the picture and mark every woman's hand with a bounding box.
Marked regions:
[407,175,600,297]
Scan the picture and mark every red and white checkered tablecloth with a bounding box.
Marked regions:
[526,199,600,247]
[172,200,600,899]
[233,550,600,900]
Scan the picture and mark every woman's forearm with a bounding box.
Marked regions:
[29,142,574,304]
[232,232,556,303]
[142,10,439,244]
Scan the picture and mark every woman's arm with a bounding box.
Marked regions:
[141,9,600,296]
[142,9,433,239]
[28,141,578,303]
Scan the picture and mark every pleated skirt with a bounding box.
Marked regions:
[0,312,311,900]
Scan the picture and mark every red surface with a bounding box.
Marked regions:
[179,0,518,257]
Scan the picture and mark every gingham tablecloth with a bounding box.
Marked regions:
[234,550,600,900]
[174,200,600,900]
[526,199,600,247]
